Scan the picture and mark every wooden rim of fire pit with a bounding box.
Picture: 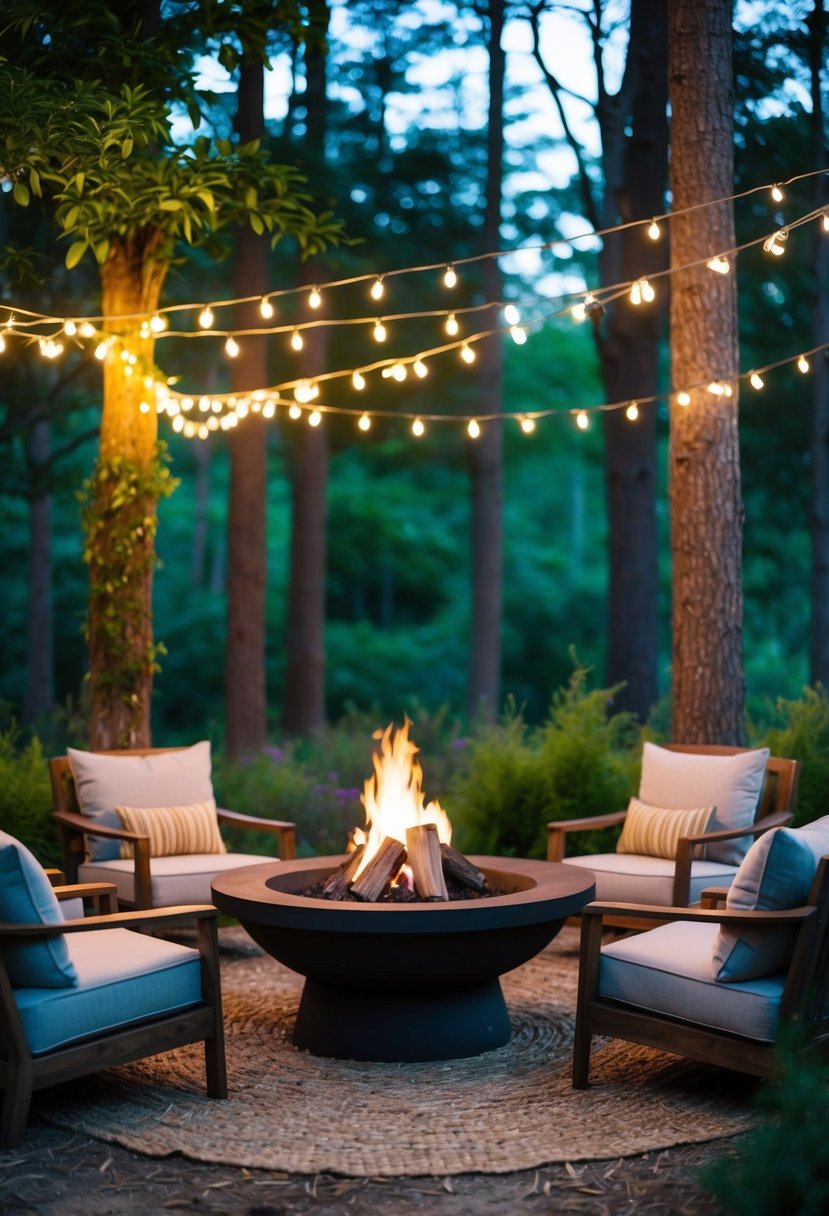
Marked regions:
[212,855,595,934]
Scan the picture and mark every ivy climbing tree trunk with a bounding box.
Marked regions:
[87,235,171,750]
[225,59,269,761]
[23,418,54,724]
[467,0,505,722]
[668,0,745,743]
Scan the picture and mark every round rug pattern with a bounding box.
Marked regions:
[40,926,760,1176]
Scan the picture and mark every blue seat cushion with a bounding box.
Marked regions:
[14,928,203,1055]
[0,831,77,988]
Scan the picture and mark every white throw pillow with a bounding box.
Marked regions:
[712,814,829,982]
[638,742,770,865]
[68,743,214,861]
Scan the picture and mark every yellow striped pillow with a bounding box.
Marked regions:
[616,797,715,860]
[116,800,226,858]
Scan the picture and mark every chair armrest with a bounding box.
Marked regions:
[581,899,816,927]
[700,886,730,909]
[52,809,149,844]
[53,882,119,914]
[546,810,628,862]
[681,808,793,850]
[44,867,66,886]
[52,810,153,908]
[216,808,297,860]
[0,904,219,939]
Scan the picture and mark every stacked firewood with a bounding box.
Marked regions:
[322,825,487,902]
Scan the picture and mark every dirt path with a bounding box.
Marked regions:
[0,1122,735,1215]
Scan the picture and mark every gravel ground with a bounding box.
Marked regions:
[0,1121,737,1215]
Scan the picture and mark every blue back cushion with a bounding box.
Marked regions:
[0,832,78,988]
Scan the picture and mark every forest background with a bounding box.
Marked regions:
[1,0,828,861]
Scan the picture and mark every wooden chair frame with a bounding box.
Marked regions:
[0,882,227,1149]
[547,746,800,908]
[572,857,829,1087]
[49,748,298,910]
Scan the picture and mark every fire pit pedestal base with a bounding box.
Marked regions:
[212,856,595,1063]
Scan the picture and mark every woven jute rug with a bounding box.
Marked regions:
[40,925,760,1177]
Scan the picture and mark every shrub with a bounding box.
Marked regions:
[0,728,60,867]
[758,686,829,826]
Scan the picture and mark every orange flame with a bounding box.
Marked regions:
[352,719,451,877]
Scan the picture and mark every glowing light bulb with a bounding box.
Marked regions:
[79,322,96,338]
[510,326,527,345]
[391,362,407,381]
[764,230,787,256]
[707,256,730,275]
[149,313,167,334]
[520,416,536,434]
[263,400,276,418]
[370,277,384,301]
[647,220,661,241]
[412,418,425,437]
[198,424,209,440]
[630,281,642,306]
[291,329,304,351]
[798,354,810,374]
[198,306,214,329]
[750,372,764,390]
[288,403,302,420]
[373,319,387,342]
[294,380,315,404]
[352,371,366,391]
[413,359,428,378]
[576,411,589,431]
[641,279,655,302]
[571,298,589,322]
[172,415,184,433]
[625,401,639,421]
[224,336,240,358]
[443,265,457,289]
[467,419,481,439]
[358,413,371,431]
[445,313,459,336]
[308,287,322,309]
[823,211,829,233]
[139,400,151,414]
[460,343,475,364]
[503,303,520,326]
[0,334,5,354]
[308,410,322,427]
[676,391,692,406]
[63,319,77,336]
[94,341,110,360]
[771,184,784,203]
[707,381,726,396]
[259,296,274,320]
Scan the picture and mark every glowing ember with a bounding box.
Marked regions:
[352,719,451,878]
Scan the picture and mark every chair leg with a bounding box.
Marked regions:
[572,1020,592,1089]
[204,1030,227,1099]
[1,1060,34,1150]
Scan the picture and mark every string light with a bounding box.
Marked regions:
[0,334,5,354]
[575,411,589,430]
[79,321,96,338]
[798,354,810,373]
[352,370,366,390]
[630,278,655,305]
[676,391,692,406]
[373,319,387,342]
[510,326,528,345]
[443,265,457,289]
[63,319,77,336]
[520,416,536,434]
[288,403,302,420]
[358,413,371,431]
[445,313,459,336]
[764,229,787,256]
[94,340,110,360]
[625,401,639,421]
[460,343,476,364]
[413,359,428,378]
[750,372,764,390]
[224,336,240,358]
[308,409,322,426]
[290,329,304,351]
[370,277,384,301]
[467,419,481,438]
[308,287,322,310]
[198,305,214,329]
[771,183,784,203]
[139,399,151,414]
[149,313,167,334]
[259,296,274,320]
[707,256,730,274]
[503,304,521,326]
[412,418,425,437]
[647,220,661,241]
[823,210,829,232]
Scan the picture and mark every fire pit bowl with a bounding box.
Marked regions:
[212,855,595,1062]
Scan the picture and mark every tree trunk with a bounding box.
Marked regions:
[668,0,744,743]
[23,417,54,723]
[599,0,668,720]
[467,0,505,722]
[282,0,330,737]
[89,234,167,749]
[225,59,269,760]
[808,0,829,686]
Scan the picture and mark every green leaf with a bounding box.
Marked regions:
[65,240,88,269]
[12,181,30,206]
[93,239,110,264]
[28,168,41,198]
[74,172,85,194]
[249,211,264,235]
[196,190,215,211]
[245,186,257,209]
[121,137,134,159]
[63,205,81,230]
[159,198,184,211]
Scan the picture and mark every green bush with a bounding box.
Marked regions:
[0,728,60,867]
[757,686,829,826]
[446,664,643,859]
[701,1046,829,1215]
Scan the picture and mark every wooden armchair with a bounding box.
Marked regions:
[572,856,829,1087]
[50,746,297,910]
[0,835,226,1149]
[547,745,799,912]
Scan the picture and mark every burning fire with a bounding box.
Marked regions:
[352,719,451,878]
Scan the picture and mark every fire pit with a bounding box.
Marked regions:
[212,720,595,1061]
[212,855,594,1062]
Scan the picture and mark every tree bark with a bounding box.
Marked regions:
[668,0,745,743]
[89,234,167,749]
[467,0,505,721]
[225,59,269,760]
[808,0,829,686]
[23,417,54,723]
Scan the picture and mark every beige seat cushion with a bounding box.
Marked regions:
[78,851,269,907]
[563,853,738,905]
[600,921,783,1041]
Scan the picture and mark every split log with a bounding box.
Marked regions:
[350,837,407,902]
[440,843,486,892]
[322,844,365,900]
[406,824,448,901]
